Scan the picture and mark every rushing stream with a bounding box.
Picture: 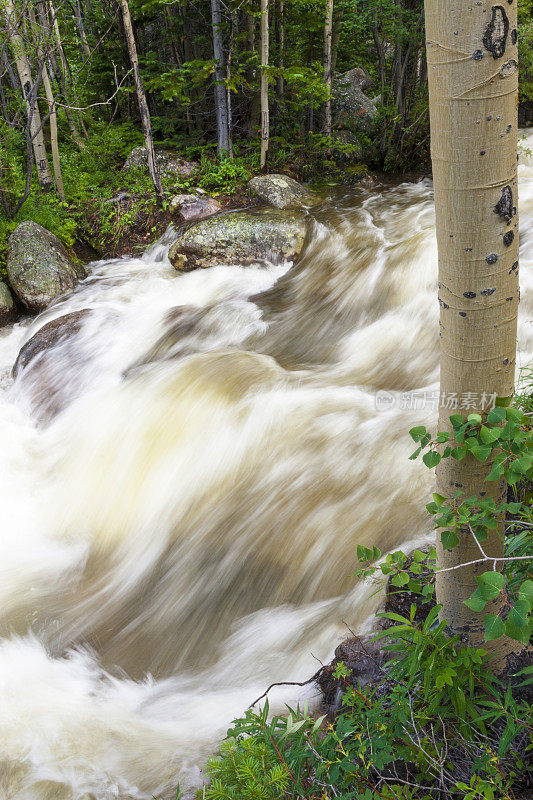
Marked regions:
[2,134,533,800]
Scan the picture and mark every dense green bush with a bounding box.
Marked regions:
[192,608,531,800]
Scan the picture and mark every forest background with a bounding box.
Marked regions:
[1,0,533,265]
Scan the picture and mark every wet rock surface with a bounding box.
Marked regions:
[168,209,308,271]
[13,309,91,378]
[248,174,319,209]
[12,309,94,421]
[0,281,16,326]
[7,222,83,313]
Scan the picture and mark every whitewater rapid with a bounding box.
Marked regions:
[1,134,533,799]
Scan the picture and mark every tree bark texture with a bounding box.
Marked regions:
[260,0,269,170]
[425,0,520,650]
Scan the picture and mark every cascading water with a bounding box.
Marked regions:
[1,133,533,800]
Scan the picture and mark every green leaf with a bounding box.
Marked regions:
[487,406,507,424]
[470,444,492,462]
[441,529,459,550]
[391,571,410,587]
[409,446,422,460]
[423,451,441,469]
[507,599,530,628]
[436,432,450,443]
[409,425,427,442]
[464,589,487,612]
[484,614,504,640]
[477,571,505,601]
[432,493,447,507]
[495,396,512,407]
[451,446,467,460]
[449,414,464,428]
[506,407,524,423]
[467,413,482,424]
[480,425,500,444]
[518,580,533,610]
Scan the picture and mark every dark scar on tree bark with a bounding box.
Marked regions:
[511,28,517,44]
[481,287,496,295]
[503,230,514,246]
[494,185,513,221]
[463,291,476,298]
[483,6,509,59]
[486,254,498,263]
[509,261,518,274]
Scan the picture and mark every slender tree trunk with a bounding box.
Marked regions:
[74,0,91,57]
[425,0,522,662]
[323,0,333,136]
[278,0,284,102]
[330,7,343,75]
[210,0,230,155]
[46,0,87,144]
[4,0,53,191]
[29,6,65,200]
[260,0,269,170]
[226,9,236,158]
[119,0,163,202]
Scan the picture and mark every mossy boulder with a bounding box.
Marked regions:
[123,146,199,177]
[7,222,83,313]
[332,67,378,136]
[168,209,308,271]
[0,281,16,326]
[248,174,319,209]
[169,193,222,222]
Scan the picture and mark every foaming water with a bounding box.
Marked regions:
[1,134,533,799]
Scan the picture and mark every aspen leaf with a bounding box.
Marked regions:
[423,451,441,468]
[484,614,504,640]
[477,571,505,601]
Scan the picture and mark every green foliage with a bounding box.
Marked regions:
[197,736,290,800]
[199,616,531,799]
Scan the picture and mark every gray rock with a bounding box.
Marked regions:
[248,174,319,209]
[12,309,95,421]
[169,194,222,222]
[332,68,378,136]
[0,281,16,326]
[123,146,199,177]
[168,209,307,271]
[7,222,83,313]
[12,309,91,378]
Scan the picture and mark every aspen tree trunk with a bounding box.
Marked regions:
[29,6,65,199]
[46,0,87,145]
[260,0,269,170]
[425,0,521,658]
[210,0,230,156]
[4,0,53,191]
[323,0,333,137]
[119,0,163,202]
[330,8,343,75]
[278,0,285,102]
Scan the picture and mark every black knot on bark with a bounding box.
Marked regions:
[494,185,513,221]
[483,6,509,58]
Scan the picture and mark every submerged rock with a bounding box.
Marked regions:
[7,222,83,313]
[0,281,16,326]
[123,146,199,177]
[12,309,94,421]
[169,193,222,222]
[168,209,307,271]
[248,174,319,209]
[13,309,91,378]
